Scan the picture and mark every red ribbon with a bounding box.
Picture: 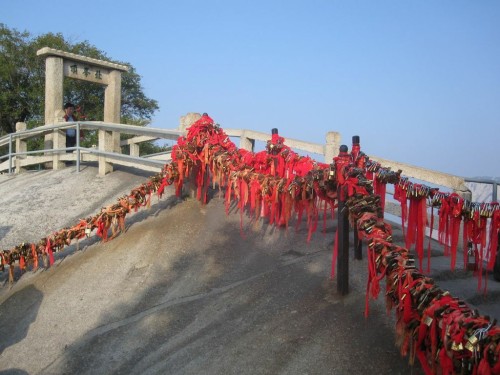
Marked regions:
[406,196,427,271]
[45,238,54,266]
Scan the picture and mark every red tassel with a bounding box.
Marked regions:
[175,159,184,197]
[261,198,267,218]
[269,185,278,225]
[365,241,381,317]
[157,178,168,198]
[295,200,305,232]
[406,197,427,270]
[449,195,463,270]
[403,289,417,324]
[31,243,38,271]
[250,179,259,216]
[439,348,454,375]
[449,216,461,271]
[478,347,492,375]
[45,238,54,266]
[225,179,234,215]
[427,206,434,273]
[238,178,249,233]
[394,184,408,240]
[415,348,433,375]
[487,208,500,271]
[278,191,287,227]
[278,155,286,178]
[438,196,451,255]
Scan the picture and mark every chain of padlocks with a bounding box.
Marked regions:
[2,113,500,374]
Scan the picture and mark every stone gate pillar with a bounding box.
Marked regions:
[44,56,64,126]
[104,70,123,158]
[37,47,129,175]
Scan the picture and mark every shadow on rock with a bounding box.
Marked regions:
[39,199,422,374]
[0,369,28,374]
[0,226,12,242]
[0,285,43,354]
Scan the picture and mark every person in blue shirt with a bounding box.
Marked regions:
[63,102,81,152]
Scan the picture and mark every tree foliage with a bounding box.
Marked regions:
[0,23,159,137]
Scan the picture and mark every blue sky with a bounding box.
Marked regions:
[2,0,499,178]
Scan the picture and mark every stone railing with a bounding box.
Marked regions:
[0,121,183,175]
[226,128,470,197]
[1,122,344,177]
[224,128,341,162]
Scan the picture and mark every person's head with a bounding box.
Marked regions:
[64,102,75,116]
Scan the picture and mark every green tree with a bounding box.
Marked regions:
[0,23,160,154]
[0,25,40,134]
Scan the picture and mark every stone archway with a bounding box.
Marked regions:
[37,47,128,173]
[37,47,128,124]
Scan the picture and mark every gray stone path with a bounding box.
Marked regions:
[0,166,497,374]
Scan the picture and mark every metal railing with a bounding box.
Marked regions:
[0,121,184,175]
[465,177,499,202]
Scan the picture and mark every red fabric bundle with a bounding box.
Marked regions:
[406,195,427,271]
[394,183,408,239]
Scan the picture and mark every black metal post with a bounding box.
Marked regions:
[351,135,363,260]
[337,185,350,295]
